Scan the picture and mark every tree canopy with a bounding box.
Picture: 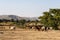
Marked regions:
[39,9,60,30]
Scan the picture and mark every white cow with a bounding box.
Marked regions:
[10,26,15,30]
[41,26,45,31]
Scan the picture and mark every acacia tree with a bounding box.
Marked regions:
[39,9,60,30]
[39,12,54,30]
[49,9,60,26]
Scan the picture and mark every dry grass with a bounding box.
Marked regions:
[0,29,60,40]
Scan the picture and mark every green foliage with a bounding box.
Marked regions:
[39,9,60,30]
[19,19,26,25]
[14,19,26,28]
[50,9,60,26]
[11,19,15,22]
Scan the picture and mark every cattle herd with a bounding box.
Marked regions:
[25,23,53,31]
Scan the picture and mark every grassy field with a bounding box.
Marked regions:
[0,29,60,40]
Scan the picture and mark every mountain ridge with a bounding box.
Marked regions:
[0,15,38,21]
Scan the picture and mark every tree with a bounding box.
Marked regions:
[39,9,60,30]
[49,9,60,26]
[39,12,51,26]
[19,19,26,25]
[0,19,3,22]
[11,19,15,22]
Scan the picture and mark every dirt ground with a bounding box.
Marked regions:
[0,29,60,40]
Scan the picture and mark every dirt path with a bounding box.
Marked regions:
[0,30,60,40]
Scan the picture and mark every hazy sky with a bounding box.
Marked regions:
[0,0,60,17]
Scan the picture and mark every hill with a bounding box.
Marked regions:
[0,15,38,21]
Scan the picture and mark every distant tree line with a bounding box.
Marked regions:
[0,19,10,22]
[0,18,39,28]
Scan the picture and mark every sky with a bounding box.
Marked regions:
[0,0,60,17]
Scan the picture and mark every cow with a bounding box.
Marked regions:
[9,26,16,30]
